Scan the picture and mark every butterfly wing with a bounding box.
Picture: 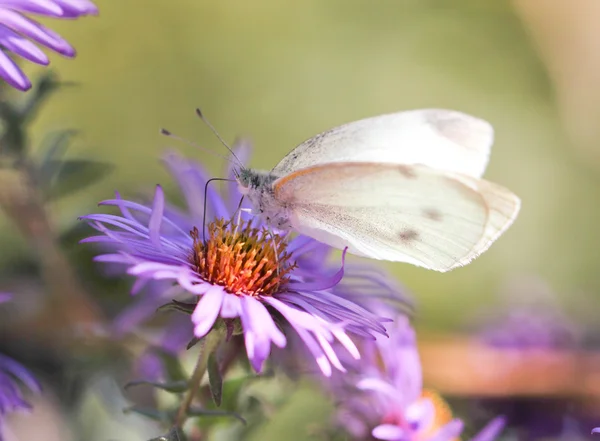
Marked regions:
[273,162,520,272]
[272,109,494,179]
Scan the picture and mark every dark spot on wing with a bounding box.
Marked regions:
[398,165,417,179]
[422,208,443,222]
[398,228,419,243]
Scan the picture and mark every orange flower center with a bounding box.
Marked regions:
[190,219,295,296]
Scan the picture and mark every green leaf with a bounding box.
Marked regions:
[123,379,188,394]
[219,376,248,410]
[123,405,171,422]
[186,337,201,350]
[187,407,246,425]
[0,72,62,157]
[21,72,72,125]
[207,353,223,407]
[156,349,188,383]
[157,300,196,315]
[37,130,79,183]
[46,159,115,200]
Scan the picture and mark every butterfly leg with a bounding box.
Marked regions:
[232,208,253,235]
[231,196,253,235]
[267,229,291,278]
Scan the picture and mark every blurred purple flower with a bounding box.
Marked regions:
[593,427,600,435]
[81,148,393,376]
[479,307,578,350]
[0,296,41,441]
[476,277,580,350]
[0,0,98,91]
[329,307,504,441]
[469,277,583,440]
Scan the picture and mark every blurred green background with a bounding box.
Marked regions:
[3,0,600,439]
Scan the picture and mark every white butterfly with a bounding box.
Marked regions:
[236,109,521,272]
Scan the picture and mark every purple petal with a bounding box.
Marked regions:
[287,289,387,334]
[0,293,12,303]
[0,354,41,393]
[292,327,332,376]
[176,271,215,295]
[263,296,334,336]
[130,277,149,295]
[356,377,398,398]
[0,49,30,90]
[0,0,64,15]
[314,332,346,372]
[291,248,346,291]
[372,424,405,440]
[277,291,386,337]
[593,427,600,435]
[162,151,229,223]
[111,191,136,221]
[469,417,505,441]
[148,185,165,248]
[0,8,75,56]
[405,398,434,431]
[54,0,98,16]
[0,24,48,64]
[220,292,241,318]
[286,234,318,256]
[129,261,184,280]
[191,286,225,338]
[98,197,189,238]
[331,328,360,359]
[429,419,464,441]
[112,283,168,336]
[239,296,286,372]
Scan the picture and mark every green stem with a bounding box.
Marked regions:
[174,327,225,428]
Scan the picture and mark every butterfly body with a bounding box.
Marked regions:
[235,109,521,272]
[237,168,292,231]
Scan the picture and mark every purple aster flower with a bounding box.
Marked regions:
[328,306,504,441]
[467,277,583,440]
[81,148,392,376]
[0,295,41,441]
[476,277,580,351]
[0,0,98,91]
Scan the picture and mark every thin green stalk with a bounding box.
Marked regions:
[174,327,225,428]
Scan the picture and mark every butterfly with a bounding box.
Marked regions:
[235,108,521,272]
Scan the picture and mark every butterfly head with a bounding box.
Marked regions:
[236,168,277,195]
[236,168,292,231]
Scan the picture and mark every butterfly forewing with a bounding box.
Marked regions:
[272,109,494,179]
[273,162,517,272]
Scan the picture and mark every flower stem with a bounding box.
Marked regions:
[174,327,225,428]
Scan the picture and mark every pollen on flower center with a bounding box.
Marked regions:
[189,219,295,296]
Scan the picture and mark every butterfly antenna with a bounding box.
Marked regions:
[195,108,244,167]
[160,128,237,164]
